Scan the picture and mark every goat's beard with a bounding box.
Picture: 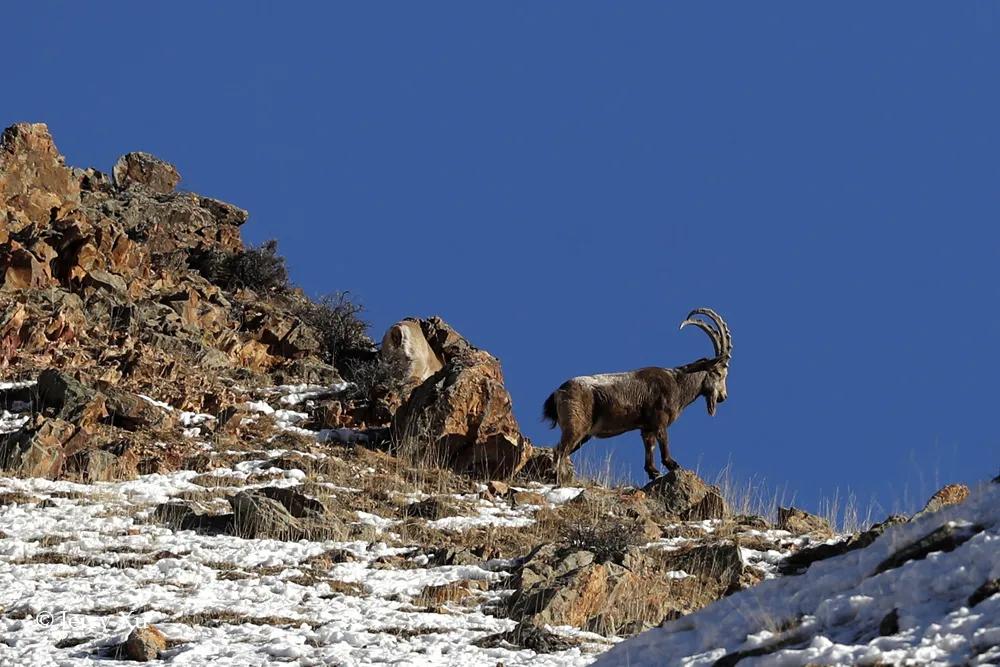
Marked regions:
[705,395,717,416]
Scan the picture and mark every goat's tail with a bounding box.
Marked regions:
[542,392,559,428]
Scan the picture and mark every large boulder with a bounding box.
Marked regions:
[392,317,531,479]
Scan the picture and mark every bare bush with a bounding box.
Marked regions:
[343,346,410,401]
[191,239,289,292]
[298,291,374,369]
[562,518,643,564]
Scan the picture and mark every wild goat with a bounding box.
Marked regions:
[543,308,732,482]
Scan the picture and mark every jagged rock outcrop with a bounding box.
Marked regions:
[391,317,532,479]
[0,123,281,386]
[0,122,368,478]
[0,123,538,483]
[0,123,81,235]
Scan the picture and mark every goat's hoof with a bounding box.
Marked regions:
[664,460,681,472]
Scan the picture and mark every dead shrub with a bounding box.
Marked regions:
[562,519,643,564]
[298,291,374,371]
[191,239,289,292]
[342,346,409,402]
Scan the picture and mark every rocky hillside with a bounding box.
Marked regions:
[0,122,531,482]
[0,124,989,666]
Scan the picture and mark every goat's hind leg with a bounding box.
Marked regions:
[552,389,591,486]
[554,430,586,486]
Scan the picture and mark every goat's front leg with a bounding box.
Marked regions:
[657,429,680,472]
[642,431,659,480]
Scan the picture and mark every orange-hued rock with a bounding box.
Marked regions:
[914,483,970,519]
[0,123,80,228]
[123,624,167,661]
[113,152,181,194]
[393,317,532,479]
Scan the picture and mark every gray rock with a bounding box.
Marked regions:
[230,490,304,539]
[258,486,327,518]
[36,369,101,422]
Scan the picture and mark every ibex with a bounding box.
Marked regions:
[543,308,732,482]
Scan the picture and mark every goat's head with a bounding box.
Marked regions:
[680,308,732,416]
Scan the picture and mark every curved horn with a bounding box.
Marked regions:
[679,317,721,357]
[684,308,732,361]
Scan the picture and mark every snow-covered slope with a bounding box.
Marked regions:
[0,471,600,666]
[595,483,1000,667]
[0,391,606,666]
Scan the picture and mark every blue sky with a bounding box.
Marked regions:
[6,3,999,517]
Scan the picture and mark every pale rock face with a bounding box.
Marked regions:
[381,319,443,387]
